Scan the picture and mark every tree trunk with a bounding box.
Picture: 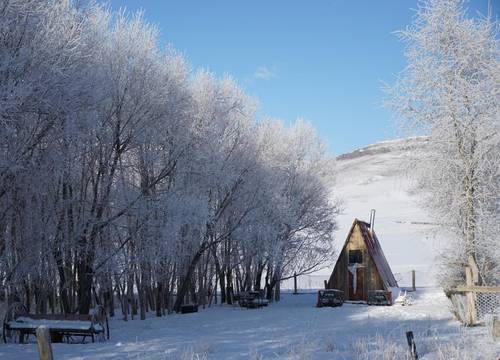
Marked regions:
[76,259,93,314]
[225,268,233,305]
[127,273,136,318]
[173,247,205,312]
[155,281,162,317]
[137,272,146,320]
[219,270,226,304]
[254,264,263,291]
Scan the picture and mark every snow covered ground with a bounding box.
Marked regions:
[1,288,497,359]
[2,138,496,359]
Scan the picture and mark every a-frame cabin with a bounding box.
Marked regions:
[326,215,398,304]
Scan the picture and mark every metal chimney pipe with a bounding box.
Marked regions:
[370,209,376,235]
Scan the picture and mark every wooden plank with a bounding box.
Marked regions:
[454,286,500,293]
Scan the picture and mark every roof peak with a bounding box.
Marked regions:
[354,218,371,227]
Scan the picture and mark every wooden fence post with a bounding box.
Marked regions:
[412,270,416,292]
[492,316,500,340]
[405,331,418,360]
[293,273,298,295]
[465,266,477,325]
[36,326,54,360]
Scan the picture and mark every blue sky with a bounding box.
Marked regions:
[108,0,496,154]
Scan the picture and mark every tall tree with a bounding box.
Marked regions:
[386,0,500,286]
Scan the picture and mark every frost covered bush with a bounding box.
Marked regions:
[248,349,264,360]
[176,341,213,360]
[351,335,409,360]
[323,336,337,352]
[283,337,317,360]
[193,341,214,356]
[177,346,209,360]
[350,327,498,360]
[418,327,487,360]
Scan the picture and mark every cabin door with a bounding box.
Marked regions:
[348,267,364,301]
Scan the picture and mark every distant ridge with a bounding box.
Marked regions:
[337,136,428,161]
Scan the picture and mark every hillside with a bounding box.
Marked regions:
[333,136,441,286]
[292,137,443,289]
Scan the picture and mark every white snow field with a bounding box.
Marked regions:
[0,289,498,359]
[1,139,497,359]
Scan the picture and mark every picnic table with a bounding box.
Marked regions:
[3,302,109,343]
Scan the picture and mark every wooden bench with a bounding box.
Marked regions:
[3,302,109,344]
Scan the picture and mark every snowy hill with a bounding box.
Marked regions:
[292,137,444,289]
[333,136,440,285]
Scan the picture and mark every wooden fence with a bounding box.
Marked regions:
[446,257,500,326]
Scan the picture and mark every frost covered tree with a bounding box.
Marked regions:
[255,120,339,300]
[386,0,500,287]
[0,1,340,316]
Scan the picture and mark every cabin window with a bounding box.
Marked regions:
[349,250,362,264]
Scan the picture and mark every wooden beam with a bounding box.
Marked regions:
[454,286,500,293]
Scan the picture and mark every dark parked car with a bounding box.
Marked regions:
[238,291,269,308]
[367,290,392,305]
[316,289,344,307]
